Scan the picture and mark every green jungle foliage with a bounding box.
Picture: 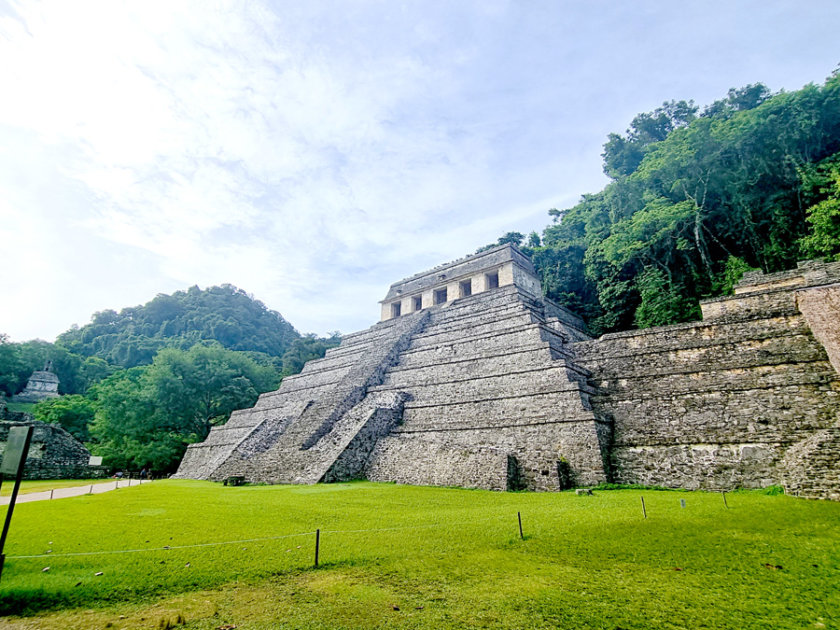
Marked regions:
[57,284,300,368]
[1,482,837,629]
[88,343,282,473]
[525,71,840,334]
[1,287,340,472]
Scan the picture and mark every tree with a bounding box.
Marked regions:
[33,395,96,441]
[143,344,279,440]
[57,284,300,368]
[0,334,21,397]
[89,344,281,472]
[603,100,698,178]
[799,153,840,261]
[533,71,840,333]
[281,334,341,376]
[712,256,756,296]
[475,231,526,253]
[633,268,700,329]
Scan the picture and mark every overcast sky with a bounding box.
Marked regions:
[1,1,839,342]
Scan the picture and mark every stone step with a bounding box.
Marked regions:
[255,383,335,409]
[590,360,839,398]
[378,367,595,407]
[700,286,801,322]
[196,425,254,447]
[417,303,535,340]
[579,333,827,378]
[407,314,541,351]
[425,293,532,325]
[379,345,555,386]
[399,390,596,430]
[424,285,530,320]
[295,347,369,374]
[202,310,432,484]
[324,326,404,358]
[339,316,402,343]
[606,385,838,445]
[397,322,548,362]
[275,365,353,392]
[574,315,810,359]
[376,354,590,392]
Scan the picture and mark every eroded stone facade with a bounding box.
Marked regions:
[175,246,840,499]
[12,368,60,403]
[0,419,107,480]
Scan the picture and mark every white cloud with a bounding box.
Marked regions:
[2,0,839,341]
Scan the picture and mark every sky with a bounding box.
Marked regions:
[1,1,839,342]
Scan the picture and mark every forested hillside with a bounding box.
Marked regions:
[525,71,840,334]
[58,284,299,368]
[1,286,339,472]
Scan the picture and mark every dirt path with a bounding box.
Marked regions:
[0,479,152,505]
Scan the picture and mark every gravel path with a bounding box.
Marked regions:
[0,479,152,505]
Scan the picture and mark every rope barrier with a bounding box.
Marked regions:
[8,531,316,559]
[7,514,510,560]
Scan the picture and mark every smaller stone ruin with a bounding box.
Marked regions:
[0,419,107,480]
[12,361,60,403]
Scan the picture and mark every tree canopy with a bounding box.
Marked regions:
[58,284,300,368]
[89,343,282,472]
[528,70,840,334]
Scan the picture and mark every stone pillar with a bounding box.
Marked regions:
[421,289,434,309]
[446,282,459,303]
[498,262,514,287]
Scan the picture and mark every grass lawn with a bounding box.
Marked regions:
[0,480,837,629]
[3,401,36,414]
[0,479,114,496]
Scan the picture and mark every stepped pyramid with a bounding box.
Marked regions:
[175,248,840,498]
[174,244,610,490]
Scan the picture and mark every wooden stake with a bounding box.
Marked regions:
[640,496,647,519]
[518,512,524,540]
[50,489,54,500]
[722,492,728,509]
[314,529,320,568]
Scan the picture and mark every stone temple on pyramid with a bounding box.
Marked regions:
[174,244,840,499]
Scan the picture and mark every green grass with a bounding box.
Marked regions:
[1,481,838,629]
[0,479,113,496]
[3,401,35,414]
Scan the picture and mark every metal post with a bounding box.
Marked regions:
[315,529,320,568]
[0,426,34,582]
[518,512,524,539]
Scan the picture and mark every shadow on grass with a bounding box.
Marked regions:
[0,588,76,617]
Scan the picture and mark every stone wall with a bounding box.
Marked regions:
[0,420,108,480]
[574,262,840,496]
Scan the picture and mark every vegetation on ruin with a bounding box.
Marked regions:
[0,481,837,629]
[488,70,840,334]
